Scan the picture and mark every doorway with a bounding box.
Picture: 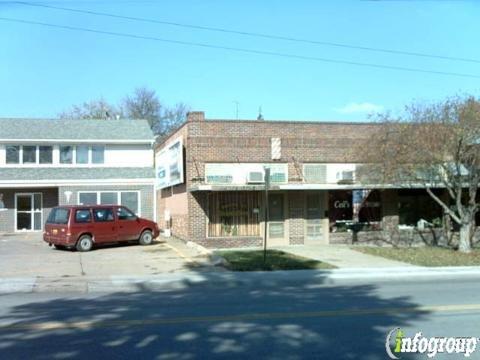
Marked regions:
[305,193,325,244]
[15,193,43,231]
[267,193,287,246]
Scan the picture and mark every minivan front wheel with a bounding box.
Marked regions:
[76,235,93,252]
[139,230,153,245]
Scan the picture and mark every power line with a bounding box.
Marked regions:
[11,0,480,65]
[1,16,480,79]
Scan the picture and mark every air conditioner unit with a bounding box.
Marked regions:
[247,171,265,183]
[336,170,355,183]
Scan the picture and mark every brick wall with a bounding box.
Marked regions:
[288,191,305,245]
[187,119,380,185]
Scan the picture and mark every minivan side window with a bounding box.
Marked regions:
[47,208,70,224]
[93,208,114,222]
[117,207,137,221]
[75,209,92,223]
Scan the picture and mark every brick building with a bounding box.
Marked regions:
[156,112,445,248]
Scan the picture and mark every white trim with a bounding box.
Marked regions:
[0,139,153,144]
[153,186,157,223]
[14,192,43,232]
[2,164,113,168]
[77,190,141,216]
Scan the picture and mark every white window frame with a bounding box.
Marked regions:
[14,192,43,232]
[5,145,54,165]
[3,144,105,167]
[77,190,141,216]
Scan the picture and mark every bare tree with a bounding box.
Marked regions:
[360,96,480,253]
[122,87,189,136]
[60,87,189,136]
[155,102,190,136]
[121,87,161,128]
[58,98,120,120]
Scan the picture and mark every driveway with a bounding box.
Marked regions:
[0,233,211,280]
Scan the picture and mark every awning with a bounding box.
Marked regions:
[188,183,404,192]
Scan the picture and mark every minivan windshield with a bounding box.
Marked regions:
[47,208,70,225]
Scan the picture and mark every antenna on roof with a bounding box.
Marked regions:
[257,106,264,121]
[233,101,239,120]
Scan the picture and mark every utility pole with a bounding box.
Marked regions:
[263,167,270,266]
[233,101,239,120]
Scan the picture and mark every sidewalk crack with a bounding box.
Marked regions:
[79,253,86,276]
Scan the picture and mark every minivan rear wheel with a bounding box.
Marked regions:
[139,230,153,245]
[76,235,93,252]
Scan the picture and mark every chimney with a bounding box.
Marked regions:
[187,111,205,122]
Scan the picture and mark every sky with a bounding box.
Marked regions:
[1,0,480,122]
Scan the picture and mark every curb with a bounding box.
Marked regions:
[186,241,212,255]
[2,267,480,294]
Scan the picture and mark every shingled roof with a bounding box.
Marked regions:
[0,118,154,142]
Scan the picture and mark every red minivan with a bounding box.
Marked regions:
[43,205,160,251]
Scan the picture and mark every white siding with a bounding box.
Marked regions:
[0,143,153,168]
[105,144,153,167]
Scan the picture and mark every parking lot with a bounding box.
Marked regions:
[0,233,210,279]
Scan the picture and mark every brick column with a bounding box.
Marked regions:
[382,189,399,242]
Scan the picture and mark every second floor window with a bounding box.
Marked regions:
[6,145,20,164]
[6,145,53,164]
[92,145,105,164]
[60,146,73,164]
[5,144,104,165]
[76,145,89,164]
[39,146,53,164]
[22,146,36,164]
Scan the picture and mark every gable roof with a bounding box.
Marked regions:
[0,118,154,142]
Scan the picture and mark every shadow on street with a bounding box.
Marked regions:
[0,269,429,359]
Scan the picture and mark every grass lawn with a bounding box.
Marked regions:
[353,246,480,267]
[217,249,336,271]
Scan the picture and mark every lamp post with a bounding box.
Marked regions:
[263,167,270,266]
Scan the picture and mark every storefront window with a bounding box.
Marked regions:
[208,192,260,237]
[358,190,382,223]
[329,191,353,232]
[329,190,382,232]
[398,189,442,227]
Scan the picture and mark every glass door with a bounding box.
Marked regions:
[268,193,286,244]
[16,193,43,231]
[306,194,323,242]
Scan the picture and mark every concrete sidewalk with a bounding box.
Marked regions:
[275,244,415,268]
[2,266,480,294]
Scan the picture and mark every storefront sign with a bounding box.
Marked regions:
[156,137,184,189]
[334,200,351,209]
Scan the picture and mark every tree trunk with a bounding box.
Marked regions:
[459,221,473,253]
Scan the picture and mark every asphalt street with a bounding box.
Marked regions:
[1,275,480,359]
